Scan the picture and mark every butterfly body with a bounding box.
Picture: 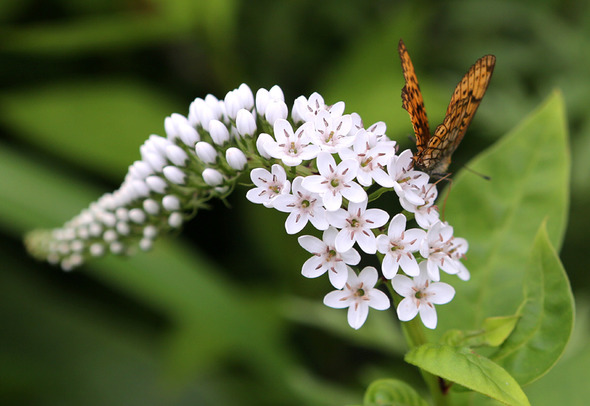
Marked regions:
[398,39,495,176]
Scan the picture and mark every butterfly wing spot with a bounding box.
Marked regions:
[398,40,496,175]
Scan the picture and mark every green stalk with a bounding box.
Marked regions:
[387,283,449,406]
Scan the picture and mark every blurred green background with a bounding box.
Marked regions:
[1,0,590,405]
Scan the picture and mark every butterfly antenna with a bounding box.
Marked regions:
[432,173,453,221]
[464,165,491,181]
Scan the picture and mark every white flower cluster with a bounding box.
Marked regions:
[25,84,469,331]
[247,92,469,330]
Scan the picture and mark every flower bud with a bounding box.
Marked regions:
[226,147,247,170]
[202,168,224,186]
[255,88,270,116]
[237,83,254,110]
[142,199,160,215]
[130,180,150,198]
[90,243,105,257]
[166,144,189,166]
[189,98,215,131]
[236,109,256,137]
[139,238,153,251]
[209,119,230,145]
[143,225,158,238]
[141,147,166,172]
[129,208,146,224]
[195,141,218,164]
[265,100,288,125]
[146,176,168,194]
[163,165,186,185]
[168,212,183,228]
[162,195,181,211]
[224,89,241,120]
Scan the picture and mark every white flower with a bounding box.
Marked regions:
[420,221,461,281]
[449,237,470,281]
[392,262,455,329]
[376,213,426,278]
[301,152,366,211]
[324,266,390,329]
[245,164,290,207]
[326,199,389,254]
[386,149,429,206]
[400,183,440,228]
[263,119,320,166]
[272,177,329,234]
[255,133,273,159]
[339,129,396,187]
[298,227,360,288]
[293,92,345,123]
[311,110,354,153]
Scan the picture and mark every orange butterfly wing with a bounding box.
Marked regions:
[398,39,430,155]
[398,39,496,175]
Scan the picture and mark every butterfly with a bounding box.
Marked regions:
[398,39,496,176]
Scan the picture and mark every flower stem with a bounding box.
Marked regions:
[387,283,449,406]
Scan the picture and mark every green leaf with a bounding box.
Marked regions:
[363,379,428,406]
[442,316,519,348]
[432,91,570,335]
[405,343,530,406]
[492,222,574,385]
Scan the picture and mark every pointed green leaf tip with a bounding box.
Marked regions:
[363,379,429,406]
[405,343,530,406]
[493,221,574,385]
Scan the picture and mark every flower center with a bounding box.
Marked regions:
[330,178,340,188]
[361,156,373,168]
[354,288,365,297]
[301,199,310,208]
[288,142,298,155]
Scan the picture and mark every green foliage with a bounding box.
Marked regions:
[433,91,570,336]
[492,223,574,385]
[405,344,529,406]
[363,379,428,406]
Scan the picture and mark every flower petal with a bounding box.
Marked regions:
[347,301,369,329]
[419,304,438,329]
[323,290,351,309]
[368,289,390,310]
[427,282,455,305]
[396,297,419,321]
[391,274,414,297]
[298,235,324,253]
